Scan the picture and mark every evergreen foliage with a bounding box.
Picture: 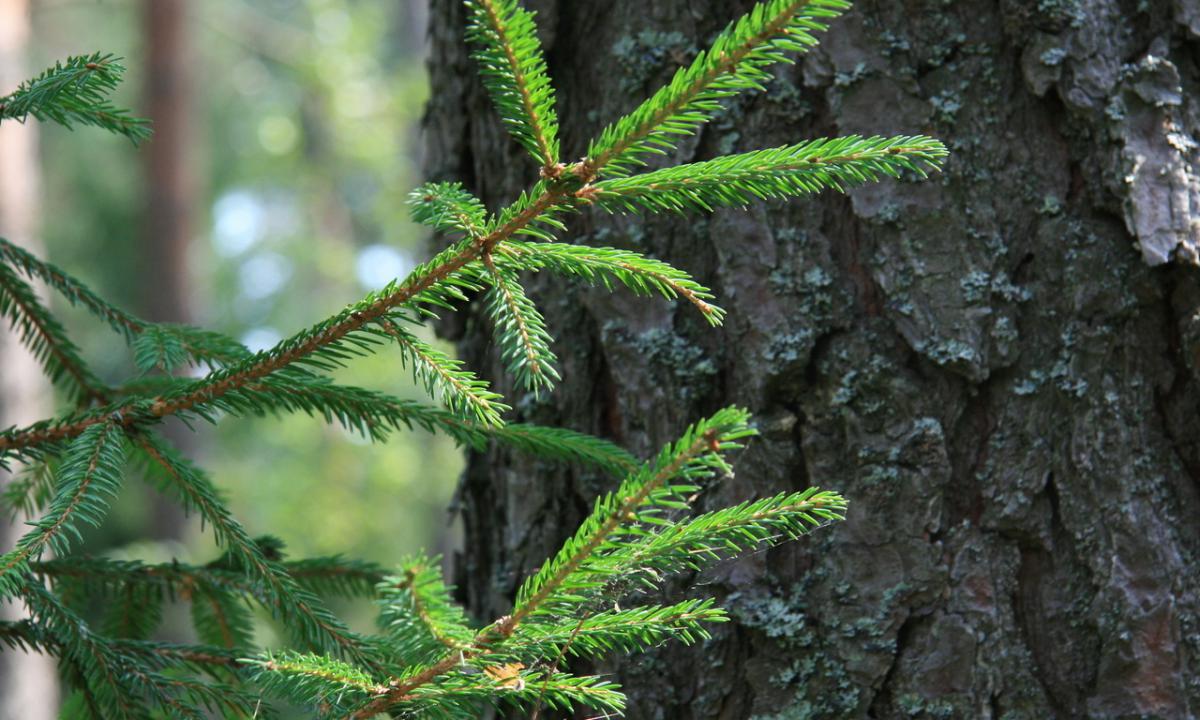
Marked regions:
[0,53,151,144]
[0,1,944,716]
[464,0,560,170]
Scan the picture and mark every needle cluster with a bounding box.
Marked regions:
[0,1,944,716]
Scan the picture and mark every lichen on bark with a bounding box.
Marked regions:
[426,0,1200,716]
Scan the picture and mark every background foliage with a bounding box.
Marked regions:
[29,0,459,572]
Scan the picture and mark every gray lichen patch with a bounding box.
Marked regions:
[610,30,695,96]
[1111,52,1200,265]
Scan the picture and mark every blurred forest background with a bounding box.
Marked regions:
[0,0,453,713]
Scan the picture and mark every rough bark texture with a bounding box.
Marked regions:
[425,1,1200,717]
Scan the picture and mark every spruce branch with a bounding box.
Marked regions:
[394,668,625,718]
[130,323,252,374]
[111,639,243,679]
[0,618,45,655]
[0,1,941,713]
[409,182,489,239]
[485,423,637,476]
[496,241,724,325]
[486,181,577,244]
[0,421,126,596]
[133,433,372,664]
[0,238,514,454]
[465,0,560,169]
[509,407,756,622]
[346,408,756,717]
[24,581,149,719]
[0,0,936,459]
[598,489,847,595]
[190,579,256,650]
[585,0,851,177]
[286,556,388,599]
[586,135,948,213]
[379,319,510,425]
[0,262,108,404]
[131,324,191,375]
[0,236,250,373]
[482,256,560,394]
[0,237,142,341]
[245,652,384,716]
[32,555,385,608]
[510,598,727,660]
[0,53,151,143]
[209,373,633,474]
[100,580,163,641]
[378,556,475,665]
[0,184,581,457]
[2,374,632,489]
[0,459,55,519]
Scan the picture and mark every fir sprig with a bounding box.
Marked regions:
[24,581,149,719]
[0,237,141,341]
[377,556,475,664]
[0,422,126,596]
[465,0,560,169]
[245,652,382,715]
[336,408,842,719]
[0,459,56,519]
[0,262,107,403]
[588,135,948,212]
[409,182,489,238]
[0,53,151,143]
[133,433,372,663]
[0,235,250,374]
[31,555,385,608]
[511,407,757,620]
[0,0,948,713]
[496,241,725,324]
[585,0,851,177]
[483,258,560,393]
[380,320,510,424]
[510,598,727,659]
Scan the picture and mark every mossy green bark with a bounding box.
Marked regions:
[426,0,1200,717]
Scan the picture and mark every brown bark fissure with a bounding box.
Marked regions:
[427,0,1200,717]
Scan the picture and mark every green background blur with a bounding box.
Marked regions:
[27,0,459,591]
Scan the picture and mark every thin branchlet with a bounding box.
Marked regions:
[0,1,947,715]
[347,424,731,717]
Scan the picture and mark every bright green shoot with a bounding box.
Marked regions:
[0,0,943,716]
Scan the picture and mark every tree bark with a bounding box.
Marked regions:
[0,0,59,715]
[143,0,196,330]
[426,1,1200,717]
[142,0,195,540]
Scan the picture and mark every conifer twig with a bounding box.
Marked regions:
[0,1,944,713]
[482,253,560,393]
[0,53,151,143]
[0,422,126,595]
[347,411,749,717]
[0,262,108,404]
[585,0,850,178]
[466,0,560,170]
[133,433,372,663]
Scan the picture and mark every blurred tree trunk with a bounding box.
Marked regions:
[426,0,1200,717]
[0,0,59,717]
[142,0,195,540]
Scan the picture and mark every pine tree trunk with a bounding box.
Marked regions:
[425,1,1200,717]
[143,0,195,329]
[142,0,195,541]
[0,0,59,715]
